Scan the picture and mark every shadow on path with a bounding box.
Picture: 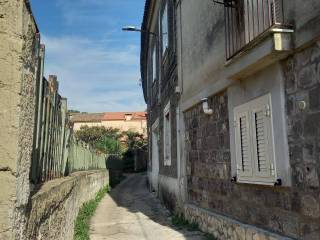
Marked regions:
[90,173,206,240]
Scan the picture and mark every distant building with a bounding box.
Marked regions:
[70,112,147,135]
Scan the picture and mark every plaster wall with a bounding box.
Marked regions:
[178,0,320,112]
[158,174,180,212]
[0,1,39,238]
[178,0,230,109]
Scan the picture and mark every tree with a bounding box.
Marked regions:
[74,126,123,155]
[75,126,108,145]
[123,131,147,149]
[68,109,80,113]
[96,136,122,155]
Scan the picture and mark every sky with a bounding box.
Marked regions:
[30,0,146,113]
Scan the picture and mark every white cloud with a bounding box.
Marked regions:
[42,35,146,113]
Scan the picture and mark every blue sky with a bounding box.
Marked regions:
[30,0,146,112]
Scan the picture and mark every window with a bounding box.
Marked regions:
[234,94,276,185]
[125,114,133,121]
[161,1,169,55]
[163,101,171,166]
[152,44,157,82]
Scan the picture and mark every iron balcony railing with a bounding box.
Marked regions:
[225,0,286,60]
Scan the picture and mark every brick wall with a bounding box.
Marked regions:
[185,43,320,240]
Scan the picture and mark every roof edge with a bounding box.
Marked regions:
[140,0,153,103]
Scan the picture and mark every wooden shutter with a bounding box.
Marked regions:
[235,110,253,178]
[251,101,275,179]
[234,94,276,184]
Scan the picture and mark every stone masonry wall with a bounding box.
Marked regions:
[282,41,320,238]
[0,1,39,239]
[184,72,320,240]
[26,170,109,240]
[158,73,179,178]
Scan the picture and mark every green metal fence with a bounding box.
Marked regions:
[29,71,106,184]
[66,138,107,174]
[30,74,70,184]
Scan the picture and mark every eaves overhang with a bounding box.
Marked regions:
[140,0,153,103]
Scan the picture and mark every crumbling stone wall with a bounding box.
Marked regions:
[0,0,39,239]
[184,60,320,240]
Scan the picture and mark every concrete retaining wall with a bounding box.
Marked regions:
[26,170,109,240]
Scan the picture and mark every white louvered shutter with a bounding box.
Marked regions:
[234,110,253,178]
[251,99,275,179]
[234,94,276,184]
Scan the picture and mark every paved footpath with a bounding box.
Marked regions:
[90,173,206,240]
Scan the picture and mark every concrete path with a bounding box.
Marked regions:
[90,173,206,240]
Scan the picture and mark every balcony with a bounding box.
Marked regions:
[225,0,290,60]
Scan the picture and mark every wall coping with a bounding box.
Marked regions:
[31,170,107,199]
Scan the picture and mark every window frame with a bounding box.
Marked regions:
[152,42,157,83]
[163,101,171,166]
[160,0,169,57]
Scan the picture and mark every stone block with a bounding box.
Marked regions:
[317,62,320,83]
[300,194,320,218]
[253,232,268,240]
[302,141,317,164]
[309,84,320,111]
[286,94,295,116]
[291,162,320,188]
[245,228,256,240]
[297,64,317,89]
[283,59,297,94]
[310,44,320,62]
[288,116,304,140]
[296,47,313,69]
[304,112,320,138]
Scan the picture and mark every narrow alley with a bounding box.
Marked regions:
[90,174,206,240]
[1,0,320,239]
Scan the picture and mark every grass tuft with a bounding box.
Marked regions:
[171,213,217,240]
[74,185,110,240]
[172,213,199,231]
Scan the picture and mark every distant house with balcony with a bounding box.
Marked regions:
[70,112,147,136]
[141,0,320,239]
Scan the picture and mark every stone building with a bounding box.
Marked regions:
[70,112,147,136]
[141,0,320,239]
